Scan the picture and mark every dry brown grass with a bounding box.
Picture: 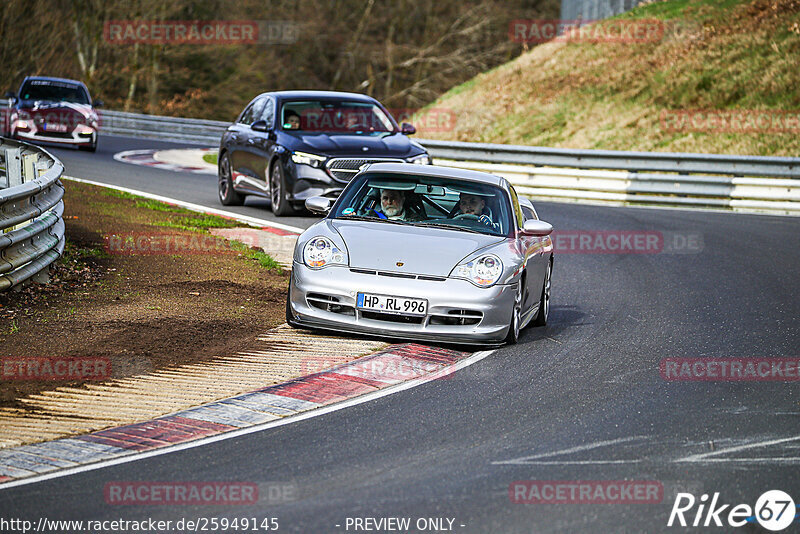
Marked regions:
[420,0,800,156]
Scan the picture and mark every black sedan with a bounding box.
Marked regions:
[217,90,431,215]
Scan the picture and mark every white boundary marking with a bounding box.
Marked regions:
[491,436,648,465]
[675,434,800,463]
[62,175,305,234]
[0,350,495,490]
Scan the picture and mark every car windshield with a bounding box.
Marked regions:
[19,80,90,104]
[280,100,396,135]
[330,173,513,237]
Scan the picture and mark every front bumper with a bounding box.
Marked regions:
[288,263,517,345]
[15,128,95,146]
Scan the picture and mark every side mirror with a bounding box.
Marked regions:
[93,99,104,108]
[305,196,331,215]
[522,219,553,236]
[251,120,269,132]
[400,122,416,135]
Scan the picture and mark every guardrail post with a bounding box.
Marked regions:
[22,151,39,183]
[4,147,22,187]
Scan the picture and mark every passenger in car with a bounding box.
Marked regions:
[456,193,497,228]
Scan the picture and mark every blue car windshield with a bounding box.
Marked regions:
[280,100,396,135]
[19,81,90,105]
[331,173,513,237]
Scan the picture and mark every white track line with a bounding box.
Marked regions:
[0,349,495,490]
[62,175,305,234]
[491,436,649,465]
[675,434,800,463]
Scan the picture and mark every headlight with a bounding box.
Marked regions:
[14,119,30,130]
[407,154,430,165]
[303,236,347,269]
[75,124,94,134]
[291,151,326,168]
[451,254,503,287]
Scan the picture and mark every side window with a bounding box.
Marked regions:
[259,98,275,127]
[508,185,524,229]
[238,103,255,124]
[249,97,267,125]
[522,206,536,221]
[238,97,266,125]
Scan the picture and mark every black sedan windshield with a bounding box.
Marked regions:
[331,173,513,237]
[280,100,396,135]
[19,80,90,104]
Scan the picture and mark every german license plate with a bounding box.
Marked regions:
[43,123,68,133]
[42,122,67,133]
[357,292,427,316]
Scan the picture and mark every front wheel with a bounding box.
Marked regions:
[270,163,295,216]
[532,260,551,327]
[505,280,523,344]
[286,271,299,327]
[79,135,97,152]
[218,153,244,206]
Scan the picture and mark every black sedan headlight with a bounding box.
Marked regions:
[406,154,431,165]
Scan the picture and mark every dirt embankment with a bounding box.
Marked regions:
[0,181,288,409]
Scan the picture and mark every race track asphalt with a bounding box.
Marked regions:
[1,135,798,533]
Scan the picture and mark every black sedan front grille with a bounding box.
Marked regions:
[326,158,404,183]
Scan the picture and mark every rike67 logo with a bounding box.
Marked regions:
[668,490,796,531]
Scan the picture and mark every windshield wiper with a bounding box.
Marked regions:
[334,215,407,226]
[412,222,487,235]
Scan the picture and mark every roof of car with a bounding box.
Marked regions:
[265,90,378,103]
[22,76,86,87]
[362,163,505,187]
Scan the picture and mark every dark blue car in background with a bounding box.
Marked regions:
[217,90,430,216]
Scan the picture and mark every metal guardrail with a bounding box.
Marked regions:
[0,137,66,291]
[3,99,797,215]
[98,109,227,145]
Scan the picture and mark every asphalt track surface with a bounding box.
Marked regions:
[1,135,799,533]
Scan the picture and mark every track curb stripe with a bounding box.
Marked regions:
[0,343,472,486]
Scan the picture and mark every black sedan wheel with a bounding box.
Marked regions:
[270,163,295,216]
[218,153,244,206]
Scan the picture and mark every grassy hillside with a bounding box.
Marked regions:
[418,0,800,156]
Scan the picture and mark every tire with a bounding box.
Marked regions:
[505,280,523,345]
[532,259,552,327]
[285,272,298,327]
[270,162,295,216]
[79,135,97,152]
[218,152,244,206]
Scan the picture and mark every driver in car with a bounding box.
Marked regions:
[456,193,497,229]
[362,189,422,221]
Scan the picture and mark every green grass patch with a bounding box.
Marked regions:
[156,214,239,232]
[203,152,218,165]
[96,183,281,272]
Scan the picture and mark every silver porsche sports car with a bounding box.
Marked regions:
[286,163,553,345]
